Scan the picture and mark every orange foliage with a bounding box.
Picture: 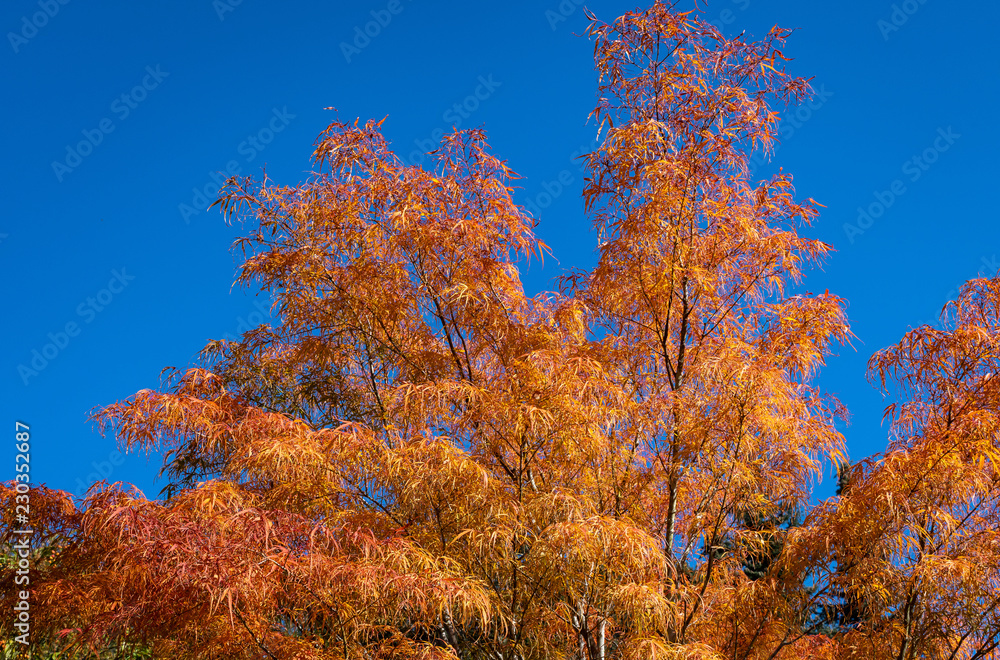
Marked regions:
[3,3,999,659]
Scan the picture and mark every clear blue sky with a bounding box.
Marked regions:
[3,0,998,502]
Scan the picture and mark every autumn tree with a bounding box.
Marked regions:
[4,3,998,660]
[787,278,1000,659]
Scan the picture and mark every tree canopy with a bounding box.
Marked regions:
[4,3,1000,659]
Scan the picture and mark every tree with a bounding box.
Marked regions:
[786,277,1000,659]
[0,486,152,659]
[3,3,998,659]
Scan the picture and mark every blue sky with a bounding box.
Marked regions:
[3,0,997,503]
